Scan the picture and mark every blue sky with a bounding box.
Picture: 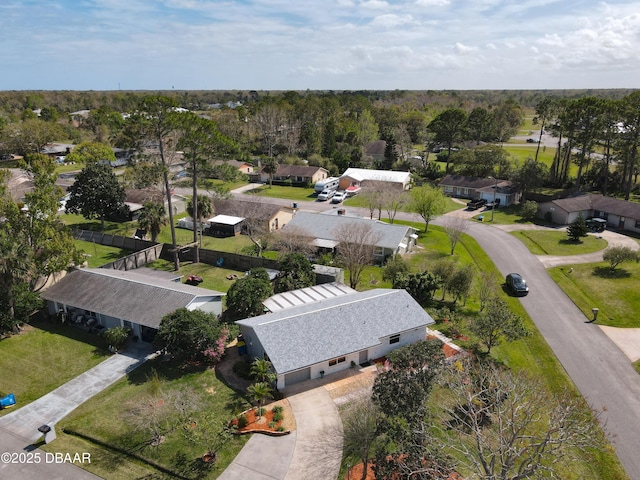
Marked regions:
[1,0,638,91]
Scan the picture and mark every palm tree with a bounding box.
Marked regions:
[261,157,279,188]
[137,202,167,242]
[247,382,272,419]
[186,194,214,262]
[250,358,276,384]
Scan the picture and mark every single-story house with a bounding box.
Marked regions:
[5,169,34,202]
[284,211,418,261]
[41,267,225,342]
[212,159,254,174]
[339,168,412,191]
[250,165,328,185]
[214,198,294,232]
[236,288,435,390]
[41,143,75,157]
[537,193,640,233]
[207,214,245,237]
[438,174,520,206]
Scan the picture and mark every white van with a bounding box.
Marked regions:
[314,177,340,194]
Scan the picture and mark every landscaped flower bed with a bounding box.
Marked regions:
[229,404,291,436]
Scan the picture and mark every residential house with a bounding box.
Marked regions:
[212,159,254,174]
[123,188,187,222]
[284,211,418,261]
[41,267,225,343]
[363,140,387,166]
[438,174,520,206]
[537,193,640,233]
[236,288,435,390]
[339,168,412,191]
[214,198,294,232]
[262,282,356,313]
[250,165,328,185]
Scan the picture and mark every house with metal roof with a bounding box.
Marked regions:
[339,168,412,191]
[236,289,435,389]
[537,193,640,233]
[41,268,224,342]
[284,211,418,261]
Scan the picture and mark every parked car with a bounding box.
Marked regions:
[317,189,336,201]
[466,198,487,210]
[331,191,347,203]
[586,218,607,232]
[505,273,529,296]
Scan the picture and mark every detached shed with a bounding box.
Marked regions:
[208,214,245,237]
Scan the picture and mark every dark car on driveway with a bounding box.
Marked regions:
[466,198,487,210]
[506,273,529,296]
[586,217,607,232]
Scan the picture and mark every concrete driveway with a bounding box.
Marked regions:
[218,386,342,480]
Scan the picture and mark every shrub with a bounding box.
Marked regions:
[268,421,277,429]
[237,414,248,429]
[271,405,283,414]
[277,426,286,432]
[256,407,266,416]
[273,412,283,422]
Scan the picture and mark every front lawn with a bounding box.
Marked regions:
[246,184,316,202]
[0,319,109,415]
[549,261,640,328]
[46,358,251,480]
[510,230,608,256]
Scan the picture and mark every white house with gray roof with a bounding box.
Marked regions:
[284,211,418,261]
[236,289,435,390]
[41,268,224,342]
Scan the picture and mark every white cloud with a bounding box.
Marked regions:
[454,42,477,55]
[370,14,415,28]
[414,0,450,6]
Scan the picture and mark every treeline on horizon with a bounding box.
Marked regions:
[0,88,636,115]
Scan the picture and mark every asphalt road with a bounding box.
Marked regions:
[434,218,640,480]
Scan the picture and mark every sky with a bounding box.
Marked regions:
[1,0,639,91]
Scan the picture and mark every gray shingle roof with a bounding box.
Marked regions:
[551,193,640,219]
[237,289,434,374]
[439,174,509,189]
[41,268,224,329]
[285,211,413,250]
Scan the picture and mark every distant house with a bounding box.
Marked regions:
[124,189,186,221]
[250,165,328,185]
[363,140,387,165]
[41,143,75,157]
[212,159,254,174]
[236,288,436,390]
[213,198,294,232]
[5,169,34,202]
[339,168,412,191]
[537,193,640,233]
[41,268,225,343]
[285,211,418,261]
[438,174,520,207]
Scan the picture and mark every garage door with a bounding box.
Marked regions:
[284,367,311,386]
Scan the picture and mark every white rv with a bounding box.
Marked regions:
[314,177,340,194]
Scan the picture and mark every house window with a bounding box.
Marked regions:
[328,356,346,367]
[390,334,400,344]
[635,219,640,229]
[373,246,384,257]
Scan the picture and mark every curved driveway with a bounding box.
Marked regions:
[437,219,640,480]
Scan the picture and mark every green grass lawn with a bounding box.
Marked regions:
[510,230,608,255]
[549,261,640,328]
[46,358,251,480]
[74,239,135,268]
[146,258,244,293]
[60,213,137,237]
[247,184,317,202]
[0,319,109,415]
[343,193,462,216]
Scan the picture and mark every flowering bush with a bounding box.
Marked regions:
[202,328,228,365]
